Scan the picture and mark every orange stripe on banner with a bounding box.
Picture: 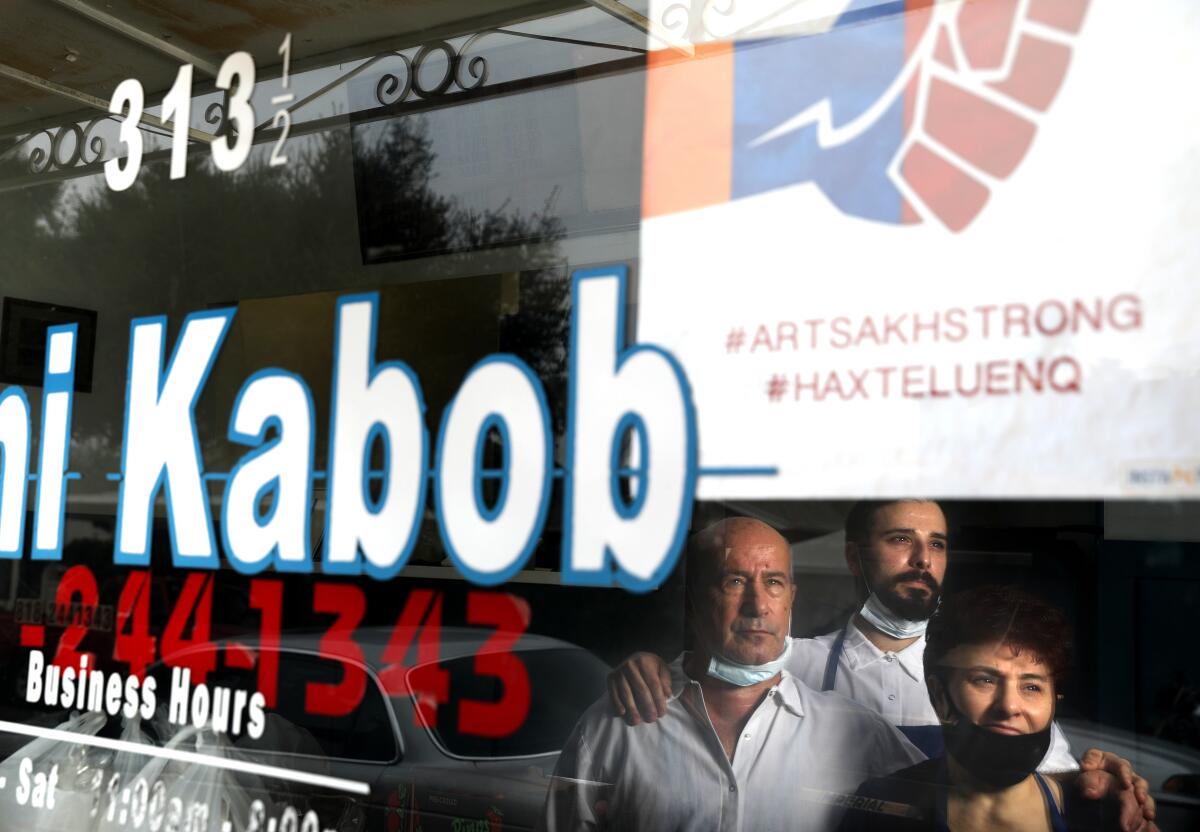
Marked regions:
[642,42,734,219]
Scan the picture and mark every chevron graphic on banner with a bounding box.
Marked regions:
[644,0,1091,231]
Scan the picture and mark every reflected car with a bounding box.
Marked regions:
[1058,717,1200,829]
[0,628,611,832]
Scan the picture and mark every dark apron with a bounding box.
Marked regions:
[821,622,946,759]
[934,759,1068,832]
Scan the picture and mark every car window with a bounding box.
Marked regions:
[151,649,398,763]
[418,647,608,759]
[238,651,397,763]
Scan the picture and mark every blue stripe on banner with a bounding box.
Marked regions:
[730,0,910,223]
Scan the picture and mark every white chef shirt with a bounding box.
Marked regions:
[788,618,1079,772]
[540,666,924,832]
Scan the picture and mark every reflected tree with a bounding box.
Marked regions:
[0,151,67,288]
[57,115,571,456]
[351,117,570,432]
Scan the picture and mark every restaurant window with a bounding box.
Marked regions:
[0,1,1196,831]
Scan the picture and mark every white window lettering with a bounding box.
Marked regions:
[324,295,427,577]
[115,311,234,567]
[435,357,551,584]
[0,388,30,558]
[32,325,78,560]
[561,268,697,590]
[222,370,315,573]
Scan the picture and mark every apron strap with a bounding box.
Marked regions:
[824,619,945,759]
[897,725,945,759]
[822,621,850,691]
[1034,772,1069,832]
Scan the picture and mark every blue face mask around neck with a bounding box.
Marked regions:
[706,637,793,686]
[858,592,930,639]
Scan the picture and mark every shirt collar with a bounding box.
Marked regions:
[770,671,806,717]
[844,618,926,682]
[670,654,806,718]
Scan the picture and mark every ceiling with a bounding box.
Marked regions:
[0,0,592,138]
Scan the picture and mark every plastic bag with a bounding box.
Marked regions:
[0,710,109,832]
[92,713,273,832]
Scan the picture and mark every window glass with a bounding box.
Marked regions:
[0,2,1195,830]
[230,652,397,763]
[419,646,609,759]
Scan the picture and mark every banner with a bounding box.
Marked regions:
[638,0,1200,498]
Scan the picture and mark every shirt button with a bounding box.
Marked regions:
[888,694,896,701]
[885,655,894,663]
[744,733,751,739]
[729,785,737,793]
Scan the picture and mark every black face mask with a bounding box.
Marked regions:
[942,718,1053,789]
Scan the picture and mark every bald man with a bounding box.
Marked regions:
[539,518,922,831]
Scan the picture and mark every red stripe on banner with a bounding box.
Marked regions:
[1028,0,1090,34]
[642,42,734,219]
[957,0,1021,71]
[901,141,990,232]
[989,34,1073,112]
[925,77,1036,178]
[902,0,935,225]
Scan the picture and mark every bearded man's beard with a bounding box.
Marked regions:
[877,570,941,621]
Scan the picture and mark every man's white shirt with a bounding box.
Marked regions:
[788,618,1079,772]
[540,666,924,831]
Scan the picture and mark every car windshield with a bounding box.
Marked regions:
[417,647,608,759]
[149,649,398,763]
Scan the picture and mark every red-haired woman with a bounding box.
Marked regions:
[838,585,1115,832]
